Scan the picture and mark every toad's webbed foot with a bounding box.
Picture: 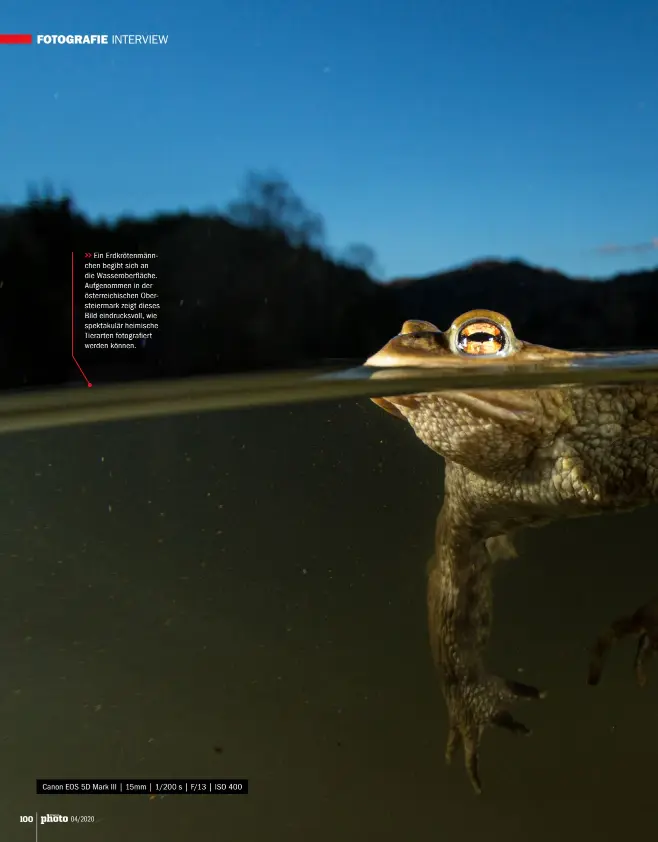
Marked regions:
[443,672,545,794]
[588,598,658,687]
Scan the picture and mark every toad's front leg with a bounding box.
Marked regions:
[587,442,658,687]
[588,598,658,687]
[429,504,545,794]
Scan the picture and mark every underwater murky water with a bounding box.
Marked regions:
[1,361,657,839]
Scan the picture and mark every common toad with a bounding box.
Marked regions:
[366,310,658,793]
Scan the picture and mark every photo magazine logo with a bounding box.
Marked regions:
[0,33,169,45]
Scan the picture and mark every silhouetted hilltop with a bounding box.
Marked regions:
[0,179,397,389]
[0,175,656,390]
[392,257,658,350]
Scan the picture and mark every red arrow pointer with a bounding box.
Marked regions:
[71,252,93,387]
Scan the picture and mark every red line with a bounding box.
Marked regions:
[71,252,93,387]
[0,34,32,44]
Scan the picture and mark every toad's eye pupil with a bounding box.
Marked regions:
[456,320,506,355]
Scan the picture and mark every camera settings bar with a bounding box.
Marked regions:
[36,779,248,795]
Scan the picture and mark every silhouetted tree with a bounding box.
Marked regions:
[227,171,325,248]
[341,243,379,274]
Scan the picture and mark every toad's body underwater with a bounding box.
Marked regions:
[366,310,658,793]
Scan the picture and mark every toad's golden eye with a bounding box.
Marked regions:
[456,320,506,356]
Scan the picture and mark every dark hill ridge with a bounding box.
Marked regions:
[391,258,658,350]
[390,258,576,287]
[0,186,656,389]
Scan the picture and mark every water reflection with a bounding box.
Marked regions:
[2,347,658,437]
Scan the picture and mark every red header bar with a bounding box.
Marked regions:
[0,34,32,44]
